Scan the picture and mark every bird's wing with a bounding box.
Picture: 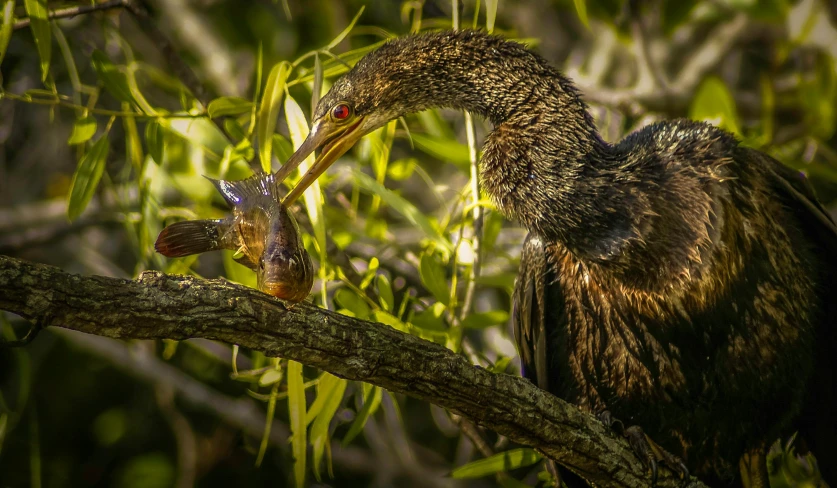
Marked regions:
[749,148,837,482]
[513,232,564,392]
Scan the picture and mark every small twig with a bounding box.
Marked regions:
[459,112,483,321]
[13,0,127,30]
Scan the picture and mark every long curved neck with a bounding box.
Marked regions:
[374,32,635,261]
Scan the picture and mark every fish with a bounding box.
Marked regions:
[154,173,314,303]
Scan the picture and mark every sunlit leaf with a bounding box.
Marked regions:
[690,76,742,136]
[309,373,347,481]
[461,310,509,329]
[387,158,416,181]
[166,117,230,160]
[259,368,283,387]
[411,302,447,331]
[91,50,135,104]
[451,448,543,479]
[342,384,382,445]
[68,132,110,220]
[24,0,50,82]
[334,288,371,319]
[326,6,366,49]
[0,0,15,67]
[351,169,452,254]
[376,274,394,311]
[572,0,590,29]
[208,96,254,119]
[420,253,450,306]
[485,0,498,32]
[67,116,97,145]
[286,96,327,259]
[410,133,471,169]
[258,61,291,173]
[287,360,307,488]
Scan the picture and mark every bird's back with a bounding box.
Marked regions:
[514,119,836,482]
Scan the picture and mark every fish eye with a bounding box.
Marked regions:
[331,103,352,121]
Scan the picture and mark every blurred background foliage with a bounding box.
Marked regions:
[0,0,835,487]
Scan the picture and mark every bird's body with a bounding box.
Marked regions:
[279,30,836,485]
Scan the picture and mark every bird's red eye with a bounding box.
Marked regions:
[332,104,351,120]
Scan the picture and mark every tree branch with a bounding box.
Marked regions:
[0,254,706,488]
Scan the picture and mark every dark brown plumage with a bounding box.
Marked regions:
[280,30,837,486]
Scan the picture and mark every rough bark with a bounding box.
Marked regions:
[0,255,707,488]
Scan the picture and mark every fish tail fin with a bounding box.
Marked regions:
[155,219,233,257]
[204,173,283,207]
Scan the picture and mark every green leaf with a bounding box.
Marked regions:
[24,0,50,82]
[572,0,590,29]
[67,116,97,145]
[342,384,382,445]
[489,356,513,374]
[145,121,164,165]
[461,310,510,329]
[689,76,742,136]
[259,369,283,387]
[484,0,498,32]
[334,288,371,319]
[387,158,416,181]
[166,117,230,160]
[420,253,450,306]
[223,250,258,289]
[411,302,447,331]
[410,133,471,169]
[451,448,543,479]
[309,374,347,481]
[91,50,135,104]
[257,61,291,173]
[0,0,15,67]
[208,96,254,119]
[67,133,110,220]
[351,169,452,254]
[286,95,327,260]
[376,274,394,311]
[326,6,365,49]
[287,360,307,488]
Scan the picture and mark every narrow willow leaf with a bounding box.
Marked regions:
[333,288,371,319]
[24,0,50,82]
[309,374,347,481]
[451,448,543,479]
[420,253,450,306]
[410,133,471,169]
[351,169,452,254]
[259,368,283,387]
[326,6,366,49]
[208,96,253,118]
[91,50,135,104]
[342,385,382,445]
[484,0,498,32]
[689,76,742,136]
[145,121,164,165]
[287,360,307,488]
[376,274,394,311]
[461,310,509,329]
[67,116,97,145]
[68,133,110,220]
[572,0,590,29]
[311,54,323,117]
[255,381,279,467]
[257,61,291,173]
[0,0,15,67]
[166,117,230,160]
[286,96,327,258]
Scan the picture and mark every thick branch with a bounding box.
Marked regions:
[0,255,706,488]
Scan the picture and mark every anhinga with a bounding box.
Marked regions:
[276,30,836,486]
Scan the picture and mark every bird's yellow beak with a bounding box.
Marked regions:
[277,116,366,205]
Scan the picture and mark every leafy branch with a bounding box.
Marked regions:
[0,254,707,488]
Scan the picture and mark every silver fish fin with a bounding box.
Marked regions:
[155,219,234,257]
[204,173,281,207]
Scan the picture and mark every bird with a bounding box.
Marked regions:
[274,30,836,486]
